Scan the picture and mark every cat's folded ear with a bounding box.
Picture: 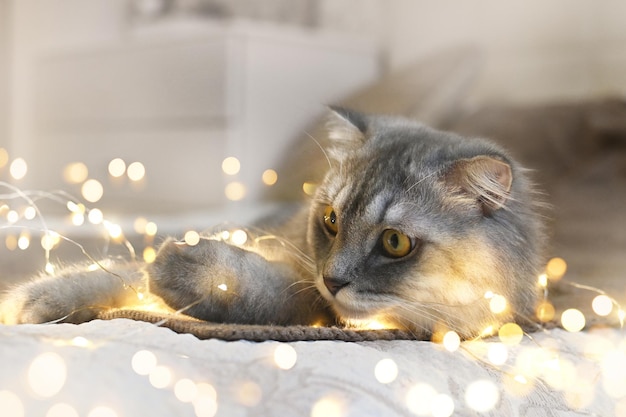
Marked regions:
[444,155,513,215]
[326,106,368,161]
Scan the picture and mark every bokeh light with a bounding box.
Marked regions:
[262,169,278,186]
[230,229,248,246]
[498,322,523,346]
[374,358,398,384]
[406,383,437,416]
[184,230,201,246]
[546,257,567,280]
[28,352,67,397]
[561,308,585,332]
[131,350,157,375]
[535,301,555,322]
[225,182,246,201]
[149,365,172,389]
[431,393,455,417]
[236,381,262,407]
[311,394,345,417]
[81,179,104,203]
[465,379,499,412]
[87,406,118,417]
[274,344,298,370]
[108,158,126,178]
[47,403,79,417]
[592,295,613,317]
[0,390,24,417]
[489,294,507,314]
[174,379,198,403]
[221,157,241,175]
[0,148,8,168]
[127,162,146,182]
[9,157,28,180]
[63,162,88,184]
[442,331,460,352]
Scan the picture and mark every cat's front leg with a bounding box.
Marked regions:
[147,237,333,326]
[0,263,145,324]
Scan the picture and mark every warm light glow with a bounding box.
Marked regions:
[127,161,146,181]
[71,336,90,348]
[28,352,67,397]
[481,325,495,337]
[217,284,228,292]
[465,379,499,412]
[63,162,89,184]
[592,295,613,317]
[225,182,246,201]
[45,263,56,274]
[184,230,201,246]
[23,206,36,220]
[536,301,556,322]
[274,344,298,370]
[149,365,172,389]
[431,394,455,417]
[262,169,278,186]
[108,158,126,178]
[374,358,398,384]
[143,246,156,263]
[81,179,104,203]
[406,383,438,416]
[145,221,158,237]
[87,406,118,417]
[131,350,157,375]
[537,273,548,288]
[17,232,30,250]
[71,212,85,226]
[174,379,198,403]
[302,182,317,196]
[5,235,17,251]
[134,217,147,234]
[0,148,8,167]
[88,208,104,225]
[311,395,345,417]
[489,294,507,314]
[561,308,585,332]
[230,229,248,246]
[47,403,79,417]
[9,158,28,180]
[222,157,241,175]
[546,257,567,280]
[498,322,524,345]
[442,331,461,352]
[487,343,508,365]
[236,381,262,407]
[7,210,19,223]
[0,391,24,417]
[103,221,122,239]
[194,383,218,417]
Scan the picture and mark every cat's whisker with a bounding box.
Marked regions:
[303,130,333,171]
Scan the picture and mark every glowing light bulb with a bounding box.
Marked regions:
[546,257,567,280]
[465,380,499,412]
[374,358,398,384]
[71,212,85,226]
[23,206,36,220]
[0,391,24,417]
[28,352,67,397]
[217,284,228,292]
[487,343,508,365]
[143,246,156,263]
[6,210,19,224]
[134,217,147,234]
[184,230,200,246]
[561,308,585,332]
[63,162,88,184]
[535,301,555,322]
[149,366,172,389]
[88,209,104,225]
[0,148,8,167]
[302,182,317,196]
[108,158,126,178]
[225,181,246,201]
[537,273,548,288]
[262,169,278,186]
[131,350,157,375]
[236,381,262,407]
[230,229,248,246]
[45,263,55,274]
[17,233,30,250]
[442,331,461,352]
[498,322,523,345]
[591,295,613,316]
[127,162,145,181]
[221,157,241,175]
[71,337,90,348]
[274,344,298,370]
[489,294,507,314]
[9,157,28,180]
[174,379,198,403]
[145,221,158,237]
[311,395,345,417]
[81,179,104,203]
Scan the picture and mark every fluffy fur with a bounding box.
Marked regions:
[0,108,546,339]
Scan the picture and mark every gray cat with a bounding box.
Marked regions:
[0,108,545,339]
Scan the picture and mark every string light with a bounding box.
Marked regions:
[0,147,8,167]
[225,182,246,201]
[235,381,262,407]
[28,352,67,397]
[262,169,278,186]
[592,295,613,316]
[81,179,104,203]
[149,365,172,389]
[465,379,499,412]
[108,158,126,178]
[374,358,398,384]
[406,383,438,416]
[63,162,89,184]
[87,406,118,417]
[442,331,461,352]
[127,162,146,182]
[273,344,298,370]
[431,394,455,417]
[47,403,79,417]
[311,394,345,417]
[561,308,586,332]
[9,157,28,180]
[184,230,200,246]
[230,229,248,246]
[131,350,157,375]
[0,390,24,417]
[221,157,240,175]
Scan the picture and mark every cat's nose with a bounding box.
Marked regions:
[323,277,350,296]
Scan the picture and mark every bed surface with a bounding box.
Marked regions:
[1,319,623,417]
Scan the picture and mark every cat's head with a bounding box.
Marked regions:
[307,107,545,338]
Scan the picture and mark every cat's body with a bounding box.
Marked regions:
[0,109,545,339]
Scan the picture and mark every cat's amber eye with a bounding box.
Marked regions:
[381,229,412,258]
[323,206,338,235]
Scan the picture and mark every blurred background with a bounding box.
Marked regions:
[1,0,625,304]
